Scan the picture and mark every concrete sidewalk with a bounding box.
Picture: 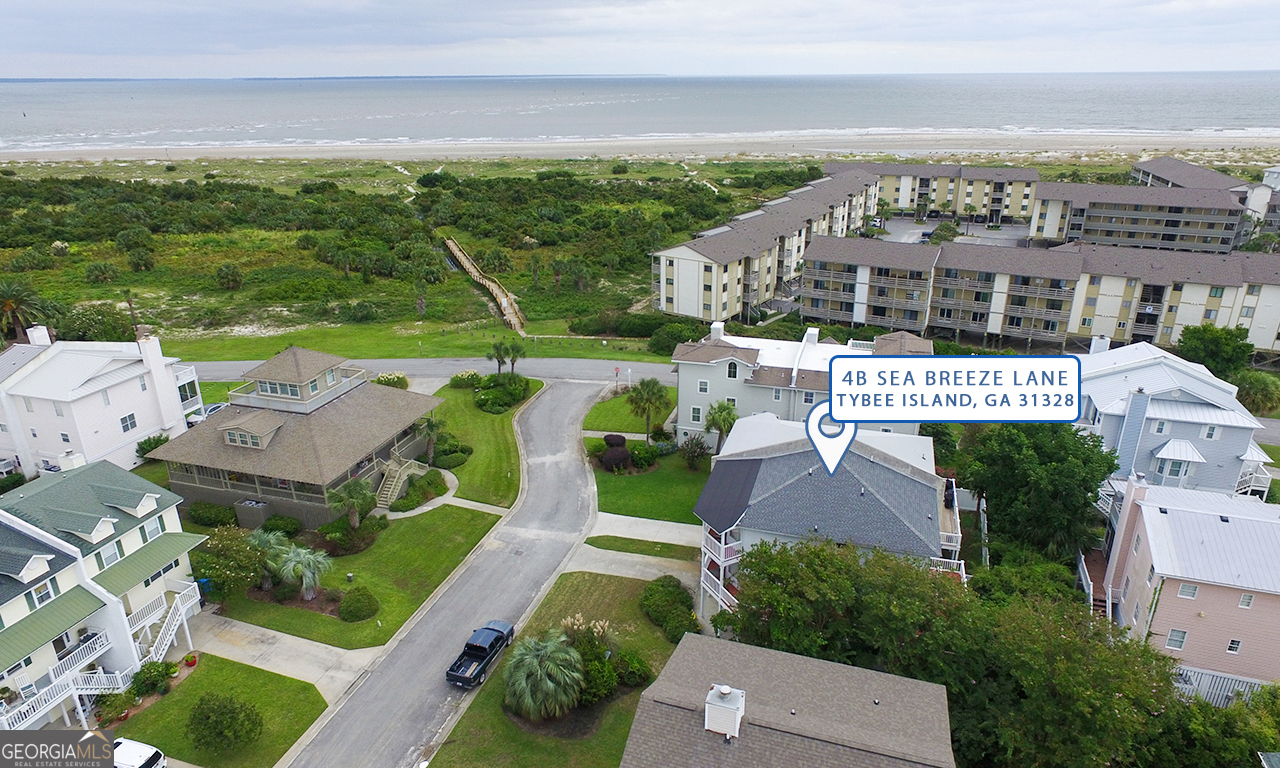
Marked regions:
[167,610,380,704]
[582,429,650,442]
[384,466,511,520]
[590,511,700,546]
[567,545,698,591]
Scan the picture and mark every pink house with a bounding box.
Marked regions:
[1103,474,1280,705]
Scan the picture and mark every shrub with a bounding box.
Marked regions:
[0,473,25,494]
[50,241,69,257]
[135,434,169,459]
[617,313,669,338]
[115,226,153,253]
[95,692,131,724]
[612,649,652,687]
[579,656,618,706]
[273,582,300,602]
[127,249,156,272]
[0,169,14,177]
[585,439,608,462]
[388,470,448,512]
[130,661,178,698]
[474,373,531,414]
[641,576,700,643]
[600,446,630,472]
[7,247,56,272]
[678,434,711,471]
[187,501,237,527]
[611,163,629,175]
[649,425,673,443]
[449,370,482,389]
[602,433,626,448]
[504,631,584,721]
[187,693,264,752]
[648,322,704,355]
[57,303,134,342]
[630,443,660,469]
[164,164,177,172]
[296,233,319,250]
[85,261,120,284]
[434,452,469,470]
[260,514,302,537]
[371,371,409,389]
[337,300,379,323]
[654,441,679,456]
[215,263,244,290]
[339,586,380,622]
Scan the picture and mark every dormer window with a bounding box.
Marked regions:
[326,369,336,385]
[257,381,301,398]
[226,430,261,448]
[727,362,738,380]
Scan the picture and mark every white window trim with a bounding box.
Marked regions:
[697,380,709,394]
[1239,593,1254,609]
[1165,629,1187,650]
[1226,639,1241,654]
[1176,583,1198,599]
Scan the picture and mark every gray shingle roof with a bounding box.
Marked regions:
[695,442,943,558]
[825,161,1038,183]
[0,461,181,555]
[0,523,74,604]
[1133,156,1246,191]
[1057,242,1246,286]
[620,634,955,768]
[874,331,933,356]
[148,381,441,486]
[937,242,1084,281]
[242,347,349,385]
[804,237,941,271]
[671,339,760,365]
[1035,182,1244,210]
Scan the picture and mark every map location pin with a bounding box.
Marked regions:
[805,402,857,476]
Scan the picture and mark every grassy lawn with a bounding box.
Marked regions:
[164,322,666,363]
[1259,443,1280,465]
[224,504,498,648]
[588,439,707,525]
[199,381,240,404]
[582,388,676,434]
[585,536,700,562]
[431,572,676,768]
[114,654,326,768]
[432,380,544,508]
[131,460,171,490]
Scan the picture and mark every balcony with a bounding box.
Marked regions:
[867,294,929,311]
[1007,283,1072,300]
[127,593,168,633]
[929,557,968,582]
[745,271,760,287]
[651,297,663,311]
[703,532,741,564]
[802,306,855,324]
[1130,322,1159,337]
[1004,305,1070,321]
[1237,464,1272,495]
[805,287,859,303]
[173,364,198,386]
[651,261,661,274]
[870,275,930,291]
[931,316,992,334]
[804,267,859,283]
[701,570,738,610]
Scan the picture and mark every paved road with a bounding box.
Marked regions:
[286,380,604,768]
[1254,416,1280,447]
[191,357,676,386]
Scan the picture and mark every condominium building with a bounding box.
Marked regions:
[1132,156,1278,234]
[826,161,1039,222]
[1030,182,1247,254]
[651,169,879,323]
[0,461,203,730]
[0,327,201,478]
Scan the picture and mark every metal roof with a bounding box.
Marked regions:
[1153,439,1205,463]
[1144,399,1261,429]
[4,345,174,401]
[92,532,205,596]
[1140,500,1280,595]
[1241,443,1271,463]
[0,585,105,671]
[1079,343,1253,425]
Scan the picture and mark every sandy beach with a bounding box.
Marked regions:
[5,132,1280,162]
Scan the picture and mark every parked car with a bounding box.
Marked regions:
[446,620,515,689]
[185,402,228,426]
[871,216,884,228]
[114,738,165,768]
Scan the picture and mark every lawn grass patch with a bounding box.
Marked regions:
[1259,443,1280,466]
[131,460,171,490]
[589,441,706,525]
[114,654,326,768]
[432,379,543,508]
[198,381,239,404]
[585,536,699,562]
[223,504,497,648]
[582,387,676,434]
[430,572,676,768]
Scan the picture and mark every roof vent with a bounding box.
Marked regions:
[1220,516,1230,523]
[705,684,745,739]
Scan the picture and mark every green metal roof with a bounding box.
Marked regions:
[0,586,105,671]
[92,532,206,596]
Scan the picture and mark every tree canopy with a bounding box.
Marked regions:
[1175,323,1254,379]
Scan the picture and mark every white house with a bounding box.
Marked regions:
[0,327,200,477]
[0,461,203,730]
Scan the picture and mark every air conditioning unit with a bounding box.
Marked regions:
[705,685,745,739]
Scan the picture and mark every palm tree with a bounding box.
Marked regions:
[704,400,738,454]
[507,341,526,373]
[627,378,672,444]
[0,281,47,345]
[277,545,333,601]
[326,477,375,529]
[246,529,289,591]
[963,203,978,235]
[417,416,446,465]
[486,341,510,374]
[503,631,584,721]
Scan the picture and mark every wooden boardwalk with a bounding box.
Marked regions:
[444,238,527,335]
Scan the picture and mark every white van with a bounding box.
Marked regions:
[114,738,166,768]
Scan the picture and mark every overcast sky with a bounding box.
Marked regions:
[3,0,1277,79]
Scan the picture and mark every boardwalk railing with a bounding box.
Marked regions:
[444,239,527,334]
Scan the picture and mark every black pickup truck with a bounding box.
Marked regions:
[446,620,515,688]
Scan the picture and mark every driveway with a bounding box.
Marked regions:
[191,357,676,386]
[282,380,604,768]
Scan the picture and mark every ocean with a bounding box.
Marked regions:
[1,72,1278,152]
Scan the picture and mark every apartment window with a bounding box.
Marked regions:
[1177,584,1199,599]
[941,288,956,299]
[773,388,781,401]
[726,362,738,380]
[697,380,708,394]
[666,260,674,267]
[1133,534,1142,554]
[0,424,6,433]
[803,391,815,404]
[102,390,110,406]
[1147,565,1155,586]
[703,303,712,311]
[309,379,319,394]
[1117,321,1128,329]
[1166,629,1187,650]
[326,369,336,385]
[22,397,32,413]
[665,278,673,285]
[1203,309,1218,320]
[703,284,712,292]
[1081,318,1093,328]
[54,402,63,417]
[95,541,124,570]
[977,272,995,283]
[142,515,164,543]
[1241,306,1255,318]
[943,268,959,279]
[1203,425,1217,440]
[60,432,69,444]
[1121,576,1131,601]
[1247,284,1262,296]
[1209,286,1225,298]
[1173,283,1184,292]
[703,265,712,273]
[725,398,736,407]
[120,413,137,433]
[1085,297,1097,307]
[1227,639,1242,654]
[1088,274,1100,286]
[1162,327,1173,335]
[1168,305,1177,314]
[1127,279,1138,287]
[138,375,147,392]
[690,406,702,424]
[1132,603,1141,626]
[666,297,673,304]
[25,578,59,610]
[29,429,36,438]
[1239,593,1254,608]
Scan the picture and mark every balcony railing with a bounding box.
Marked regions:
[930,317,991,334]
[1077,550,1094,605]
[940,532,962,551]
[703,532,741,564]
[1004,305,1070,321]
[746,271,760,287]
[128,593,168,632]
[1130,322,1159,336]
[933,276,994,290]
[802,306,855,324]
[651,297,663,310]
[805,287,859,303]
[701,570,738,610]
[1237,465,1272,494]
[803,267,860,282]
[48,630,110,682]
[870,275,930,291]
[173,364,198,386]
[1007,283,1072,300]
[929,557,968,581]
[651,262,661,274]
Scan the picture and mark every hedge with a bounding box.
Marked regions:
[640,575,700,643]
[260,514,302,537]
[188,501,237,528]
[339,586,380,622]
[434,453,469,470]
